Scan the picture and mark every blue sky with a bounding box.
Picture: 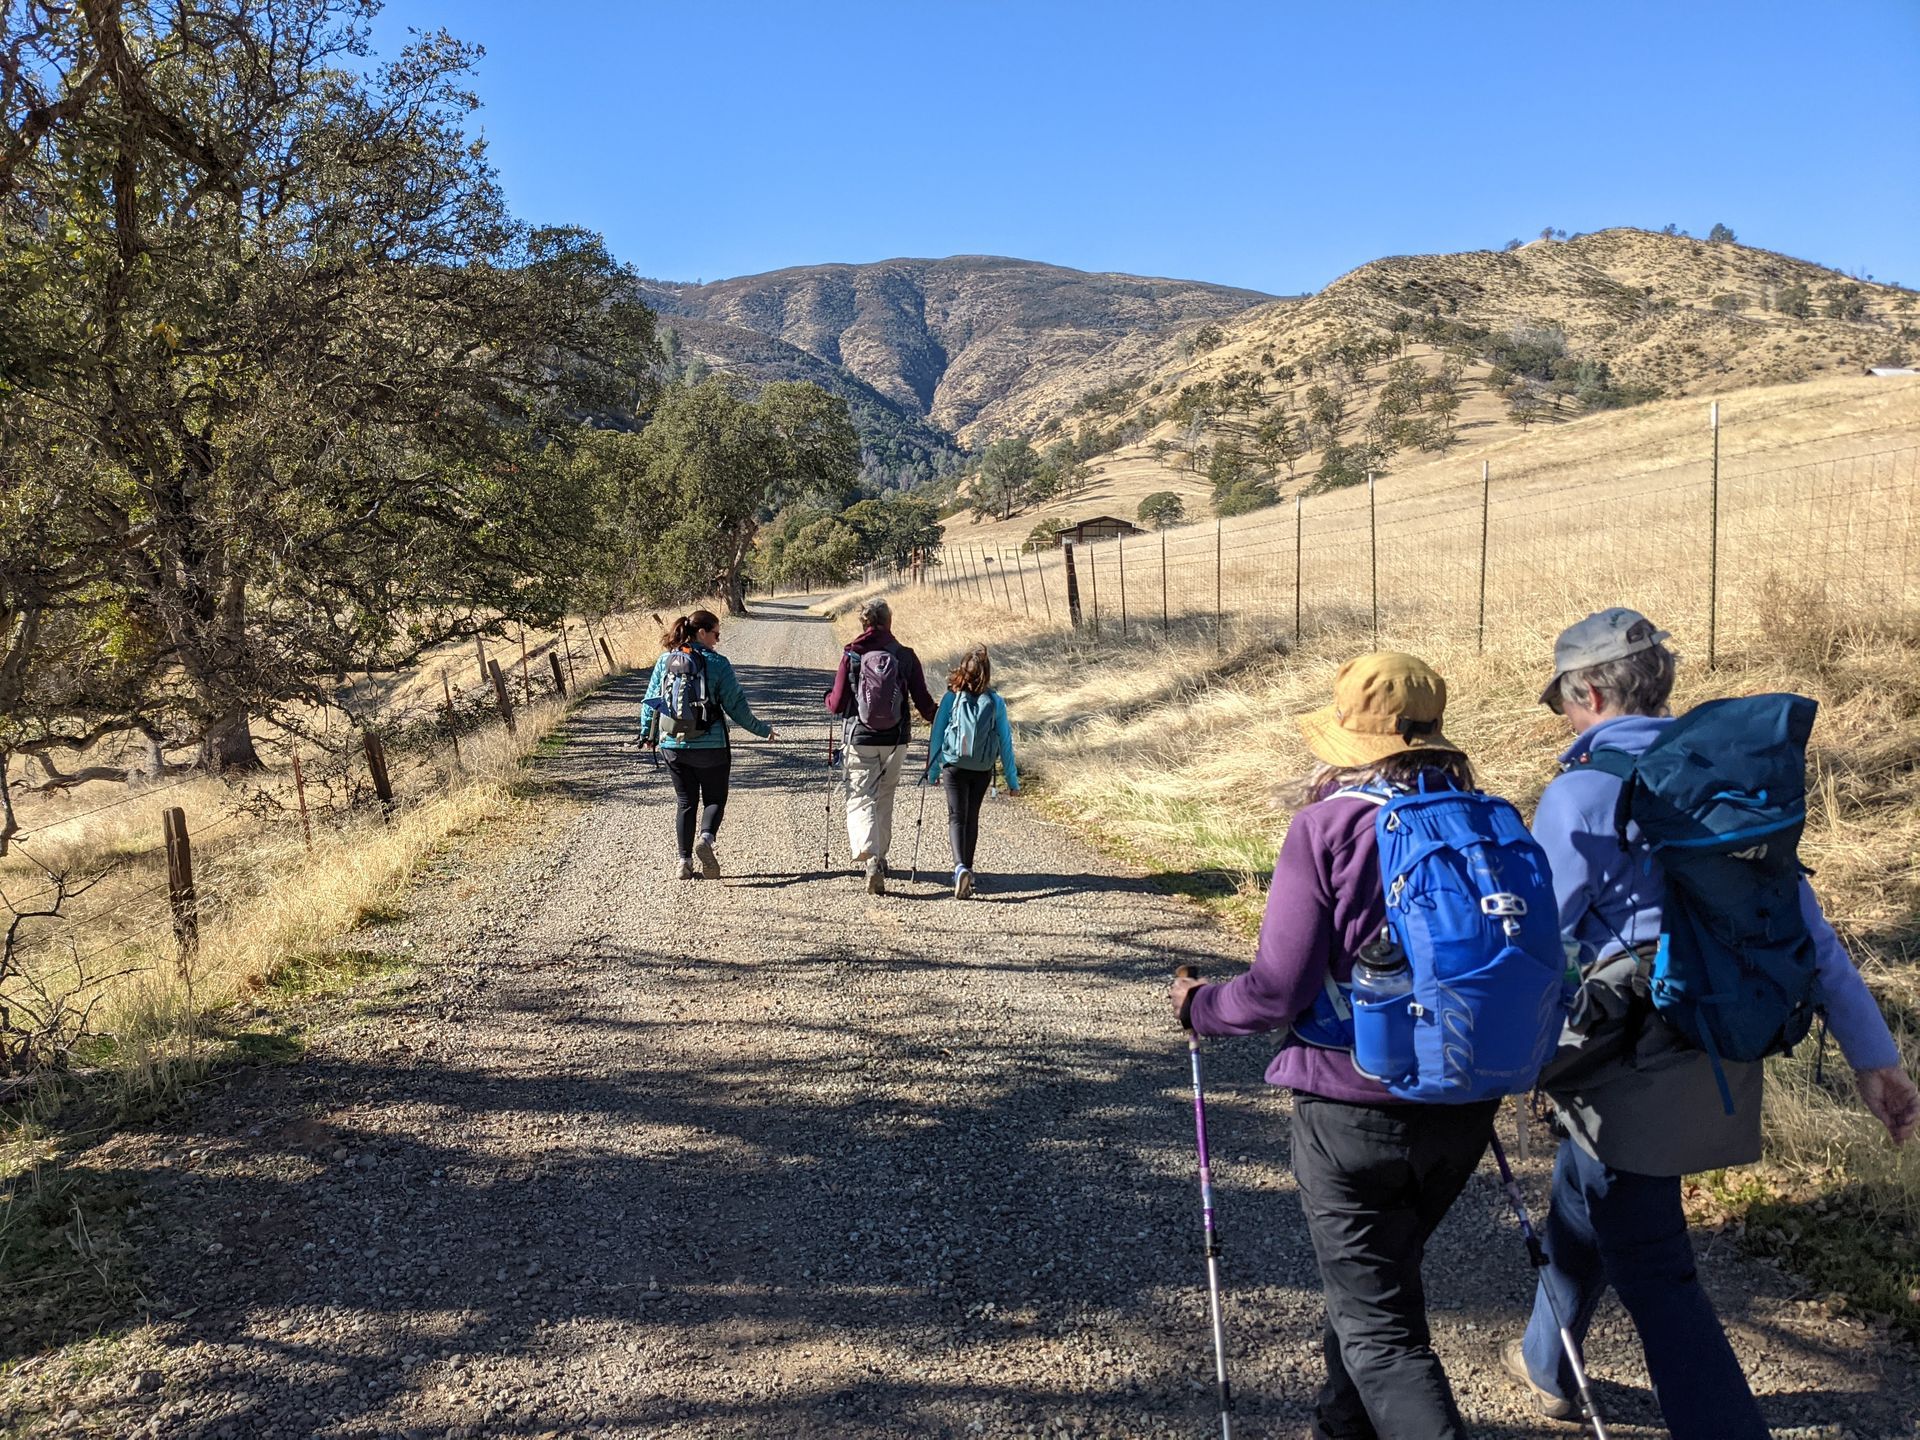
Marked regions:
[366,0,1920,294]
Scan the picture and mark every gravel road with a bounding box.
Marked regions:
[32,600,1918,1438]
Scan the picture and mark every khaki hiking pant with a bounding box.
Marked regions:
[845,742,908,862]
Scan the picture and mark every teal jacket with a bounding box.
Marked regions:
[925,689,1019,790]
[640,645,772,751]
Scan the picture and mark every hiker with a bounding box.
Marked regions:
[640,610,778,880]
[823,597,937,894]
[1171,652,1563,1440]
[1501,607,1919,1438]
[924,644,1020,899]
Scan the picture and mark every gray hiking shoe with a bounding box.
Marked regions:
[675,857,697,881]
[1501,1339,1582,1424]
[954,868,974,900]
[866,857,887,895]
[694,834,721,879]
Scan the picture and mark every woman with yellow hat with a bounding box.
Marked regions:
[1171,653,1496,1440]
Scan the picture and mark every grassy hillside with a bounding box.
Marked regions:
[948,369,1920,550]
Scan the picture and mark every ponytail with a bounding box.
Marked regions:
[662,609,720,649]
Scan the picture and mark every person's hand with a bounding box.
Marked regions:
[1170,973,1206,1028]
[1856,1065,1920,1145]
[764,726,779,741]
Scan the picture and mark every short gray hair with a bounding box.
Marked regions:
[858,597,892,630]
[1554,643,1676,717]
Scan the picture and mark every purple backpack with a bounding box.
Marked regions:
[849,647,905,730]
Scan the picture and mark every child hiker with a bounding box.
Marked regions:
[640,610,778,879]
[924,645,1019,899]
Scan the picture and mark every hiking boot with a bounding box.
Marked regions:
[954,867,974,900]
[694,833,721,879]
[675,857,697,881]
[1501,1339,1582,1424]
[866,857,887,895]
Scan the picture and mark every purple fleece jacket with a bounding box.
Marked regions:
[1188,796,1401,1103]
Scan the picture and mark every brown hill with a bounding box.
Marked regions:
[637,257,1275,445]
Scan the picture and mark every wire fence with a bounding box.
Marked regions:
[884,426,1920,666]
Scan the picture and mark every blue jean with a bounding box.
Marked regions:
[1522,1138,1768,1440]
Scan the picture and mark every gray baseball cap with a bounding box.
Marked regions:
[1539,607,1673,706]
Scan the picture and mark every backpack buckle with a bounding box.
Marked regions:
[1482,892,1527,937]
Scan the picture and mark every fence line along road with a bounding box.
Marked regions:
[875,419,1919,668]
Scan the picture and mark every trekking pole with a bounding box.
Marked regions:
[908,745,930,883]
[1175,964,1233,1440]
[823,720,836,870]
[1487,1135,1610,1440]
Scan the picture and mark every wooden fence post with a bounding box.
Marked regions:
[488,659,517,734]
[289,750,313,849]
[162,807,198,972]
[562,623,579,693]
[1063,542,1084,628]
[548,651,567,696]
[440,668,463,767]
[599,634,617,671]
[362,730,394,814]
[474,634,488,687]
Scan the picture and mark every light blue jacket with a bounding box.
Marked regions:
[639,645,772,751]
[925,689,1019,790]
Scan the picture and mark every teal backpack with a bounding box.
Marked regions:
[942,691,1000,771]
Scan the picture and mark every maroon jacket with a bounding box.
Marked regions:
[824,627,938,746]
[1188,795,1402,1104]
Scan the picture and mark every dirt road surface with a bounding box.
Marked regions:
[28,600,1917,1438]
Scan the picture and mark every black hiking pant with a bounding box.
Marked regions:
[664,748,731,858]
[1291,1094,1499,1440]
[942,766,992,870]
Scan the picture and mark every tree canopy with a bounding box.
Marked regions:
[1,0,654,805]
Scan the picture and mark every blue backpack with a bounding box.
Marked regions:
[1294,781,1569,1103]
[1585,694,1819,1103]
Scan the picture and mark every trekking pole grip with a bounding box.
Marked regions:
[1174,964,1202,1032]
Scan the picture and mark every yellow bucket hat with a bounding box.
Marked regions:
[1298,652,1461,768]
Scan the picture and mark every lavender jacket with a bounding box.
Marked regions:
[1188,795,1402,1104]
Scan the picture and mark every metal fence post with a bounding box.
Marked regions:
[1477,460,1491,655]
[1118,536,1129,638]
[1708,401,1721,669]
[1214,518,1224,655]
[1294,494,1303,646]
[1088,544,1102,632]
[1032,548,1053,624]
[1160,530,1169,632]
[1368,471,1379,649]
[1011,547,1031,616]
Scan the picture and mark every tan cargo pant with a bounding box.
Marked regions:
[844,742,908,862]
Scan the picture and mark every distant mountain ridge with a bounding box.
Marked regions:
[637,257,1273,454]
